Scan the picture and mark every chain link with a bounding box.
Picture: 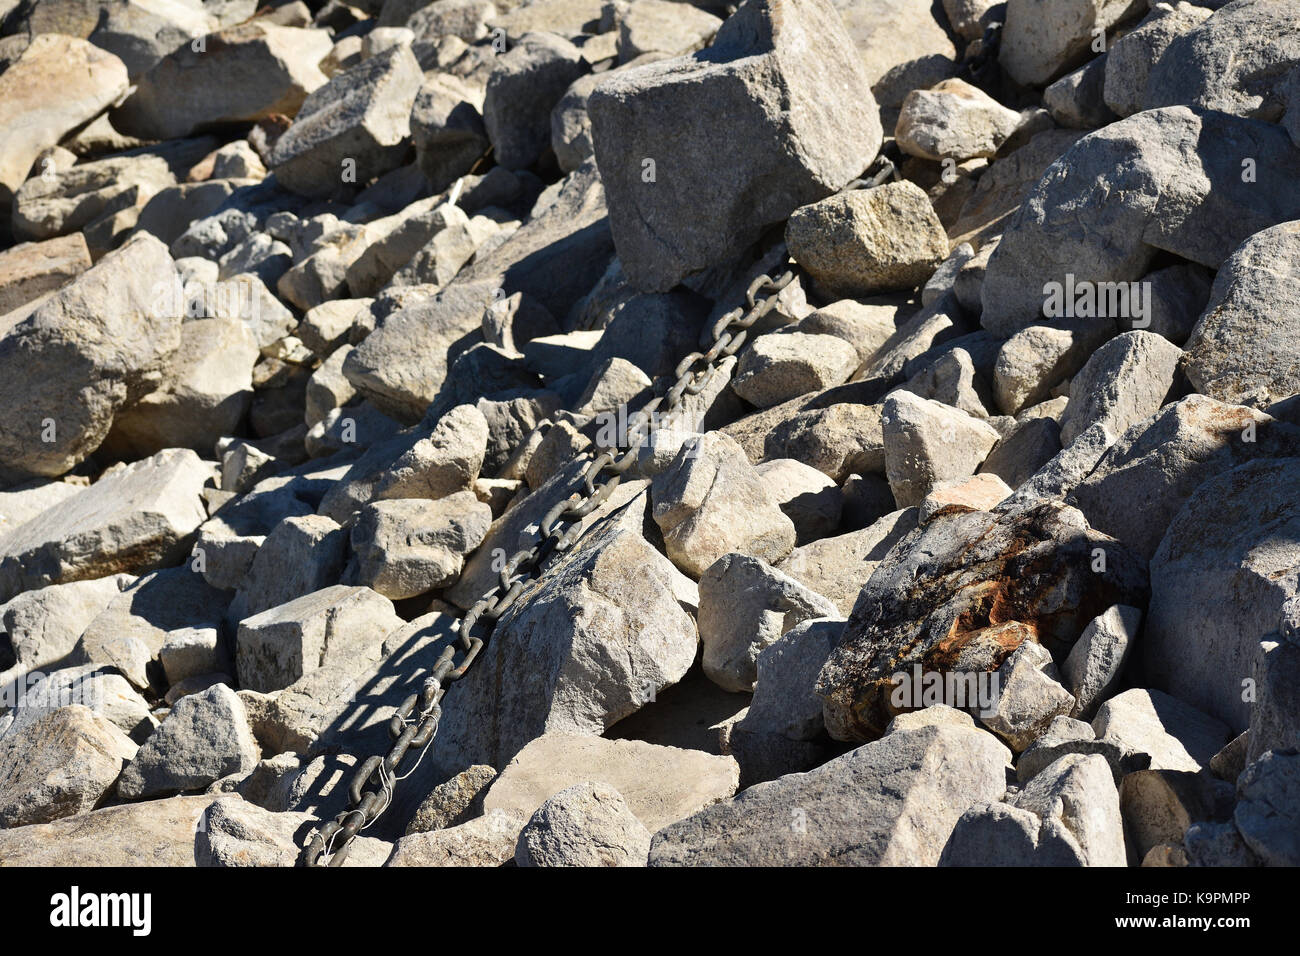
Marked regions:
[300,264,797,867]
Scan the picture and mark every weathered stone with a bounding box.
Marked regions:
[1183,221,1300,408]
[0,235,91,317]
[371,404,488,501]
[433,507,698,772]
[235,585,404,693]
[271,45,423,198]
[999,0,1144,86]
[483,32,587,170]
[231,514,348,621]
[1044,55,1118,129]
[786,182,949,299]
[818,500,1148,741]
[406,764,497,835]
[1092,688,1232,772]
[118,684,259,798]
[1144,458,1300,731]
[896,78,1023,161]
[515,780,650,867]
[940,800,1089,866]
[777,508,918,616]
[981,108,1300,336]
[196,794,390,866]
[386,809,527,866]
[754,458,843,545]
[0,449,212,602]
[0,795,216,866]
[347,492,491,599]
[0,705,136,827]
[1103,3,1212,117]
[697,553,838,693]
[113,23,332,140]
[649,724,1010,866]
[0,576,132,678]
[1058,330,1182,448]
[2,664,156,744]
[737,617,845,746]
[979,640,1076,753]
[0,233,182,478]
[587,0,882,291]
[795,298,901,364]
[0,35,129,216]
[1013,753,1127,865]
[1120,767,1233,860]
[651,432,796,577]
[992,320,1115,416]
[832,0,960,108]
[1017,714,1139,784]
[919,473,1012,524]
[732,332,859,409]
[881,391,1001,507]
[1063,604,1141,720]
[1234,749,1300,866]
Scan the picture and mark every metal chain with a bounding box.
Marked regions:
[300,266,796,867]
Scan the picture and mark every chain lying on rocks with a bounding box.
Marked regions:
[300,152,904,866]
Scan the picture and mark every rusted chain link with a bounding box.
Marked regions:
[300,266,796,867]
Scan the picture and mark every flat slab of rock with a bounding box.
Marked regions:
[777,508,919,616]
[0,235,92,317]
[648,724,1009,866]
[0,795,217,866]
[0,448,213,602]
[587,0,881,291]
[483,733,738,833]
[386,809,528,866]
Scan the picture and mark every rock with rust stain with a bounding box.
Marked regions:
[816,499,1148,742]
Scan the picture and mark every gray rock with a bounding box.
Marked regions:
[1063,604,1141,720]
[1143,0,1300,121]
[651,432,797,577]
[587,0,881,291]
[0,576,132,678]
[754,458,843,545]
[736,617,845,743]
[997,420,1113,507]
[896,78,1023,161]
[999,0,1144,86]
[1017,714,1139,784]
[412,72,489,191]
[347,492,492,599]
[1144,458,1300,731]
[1058,330,1182,448]
[0,233,182,479]
[979,640,1076,753]
[732,332,859,409]
[611,0,721,62]
[981,107,1300,336]
[818,501,1148,741]
[1250,637,1300,762]
[235,585,404,693]
[483,32,588,170]
[372,404,489,501]
[386,808,527,866]
[977,415,1063,489]
[697,553,838,693]
[406,764,497,835]
[231,514,348,621]
[777,508,919,616]
[0,235,92,318]
[992,320,1114,416]
[433,506,698,771]
[113,23,332,140]
[1068,396,1295,560]
[1013,753,1126,866]
[117,684,260,799]
[1043,56,1118,129]
[483,733,739,833]
[832,0,960,108]
[0,705,137,827]
[515,781,651,867]
[1234,750,1300,866]
[1183,220,1300,408]
[271,45,423,198]
[1184,819,1260,867]
[649,724,1010,866]
[1103,2,1212,117]
[881,391,1001,507]
[940,801,1090,865]
[0,449,213,603]
[786,182,949,299]
[0,794,216,866]
[2,665,156,744]
[795,298,903,364]
[1120,767,1233,861]
[196,794,390,866]
[1092,688,1232,772]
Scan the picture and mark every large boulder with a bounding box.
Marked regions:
[1144,458,1300,732]
[587,0,881,291]
[0,233,182,479]
[981,107,1300,337]
[112,23,332,140]
[648,723,1010,865]
[0,795,217,866]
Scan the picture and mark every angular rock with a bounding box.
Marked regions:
[754,458,843,545]
[787,182,949,299]
[113,23,332,140]
[1092,688,1232,772]
[483,734,739,833]
[515,781,650,867]
[832,0,961,108]
[412,72,489,192]
[271,45,423,198]
[0,795,216,866]
[0,233,182,478]
[732,332,859,409]
[649,724,1009,866]
[999,0,1144,86]
[1058,330,1182,447]
[348,492,491,599]
[196,794,390,866]
[386,809,527,866]
[483,32,587,170]
[1234,749,1300,866]
[697,553,839,693]
[979,640,1076,753]
[1144,458,1300,731]
[0,235,92,317]
[940,800,1090,866]
[777,508,918,616]
[1103,2,1212,118]
[1044,55,1118,129]
[651,432,797,577]
[0,705,136,827]
[0,449,212,602]
[231,514,348,621]
[0,576,132,677]
[588,0,882,291]
[1183,221,1300,408]
[896,78,1023,161]
[406,764,497,835]
[881,391,1001,507]
[993,320,1115,416]
[1013,752,1127,865]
